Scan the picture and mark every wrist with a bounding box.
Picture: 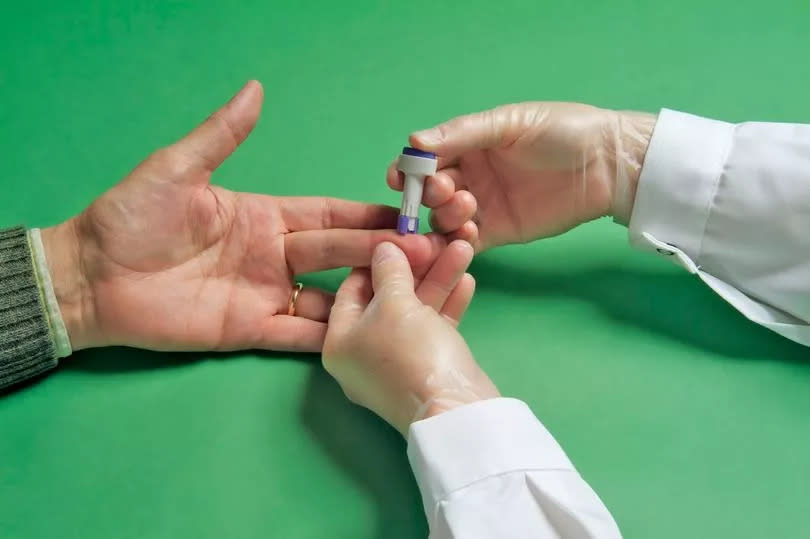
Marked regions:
[607,110,657,226]
[408,376,501,432]
[419,396,490,421]
[40,219,98,351]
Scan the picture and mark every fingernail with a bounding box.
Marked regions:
[373,241,401,263]
[453,239,474,255]
[231,80,255,104]
[423,181,438,202]
[412,128,441,147]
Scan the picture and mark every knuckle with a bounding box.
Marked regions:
[484,110,503,144]
[342,387,361,405]
[208,111,240,148]
[435,123,450,144]
[319,236,336,264]
[320,197,334,230]
[378,294,407,317]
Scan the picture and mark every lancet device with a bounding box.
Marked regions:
[396,147,438,234]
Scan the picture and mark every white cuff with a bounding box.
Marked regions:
[27,228,72,358]
[407,398,573,520]
[629,108,736,261]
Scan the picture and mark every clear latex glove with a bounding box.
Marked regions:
[387,103,657,251]
[322,241,500,435]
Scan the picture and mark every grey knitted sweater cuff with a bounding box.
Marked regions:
[0,226,64,389]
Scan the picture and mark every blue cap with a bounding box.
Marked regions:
[402,147,437,159]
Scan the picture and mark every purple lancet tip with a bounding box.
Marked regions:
[397,215,419,235]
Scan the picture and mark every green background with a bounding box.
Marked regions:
[2,1,810,537]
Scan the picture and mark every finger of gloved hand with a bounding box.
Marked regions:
[409,232,450,282]
[428,191,477,233]
[371,242,415,296]
[386,162,460,207]
[416,240,474,311]
[385,159,401,190]
[285,229,437,275]
[445,221,481,251]
[440,273,476,326]
[259,315,327,352]
[172,80,264,175]
[328,268,373,335]
[423,170,461,208]
[293,287,335,323]
[278,197,399,232]
[409,106,515,162]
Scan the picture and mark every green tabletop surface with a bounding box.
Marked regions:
[2,1,810,538]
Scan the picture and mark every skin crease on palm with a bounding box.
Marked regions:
[387,103,656,251]
[39,81,477,354]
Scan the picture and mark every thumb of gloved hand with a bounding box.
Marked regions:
[371,241,416,298]
[410,108,511,162]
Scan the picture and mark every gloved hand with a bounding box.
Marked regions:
[387,103,656,250]
[322,241,500,435]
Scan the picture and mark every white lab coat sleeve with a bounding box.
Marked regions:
[407,398,621,539]
[629,109,810,344]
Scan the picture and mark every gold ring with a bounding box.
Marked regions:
[287,282,303,316]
